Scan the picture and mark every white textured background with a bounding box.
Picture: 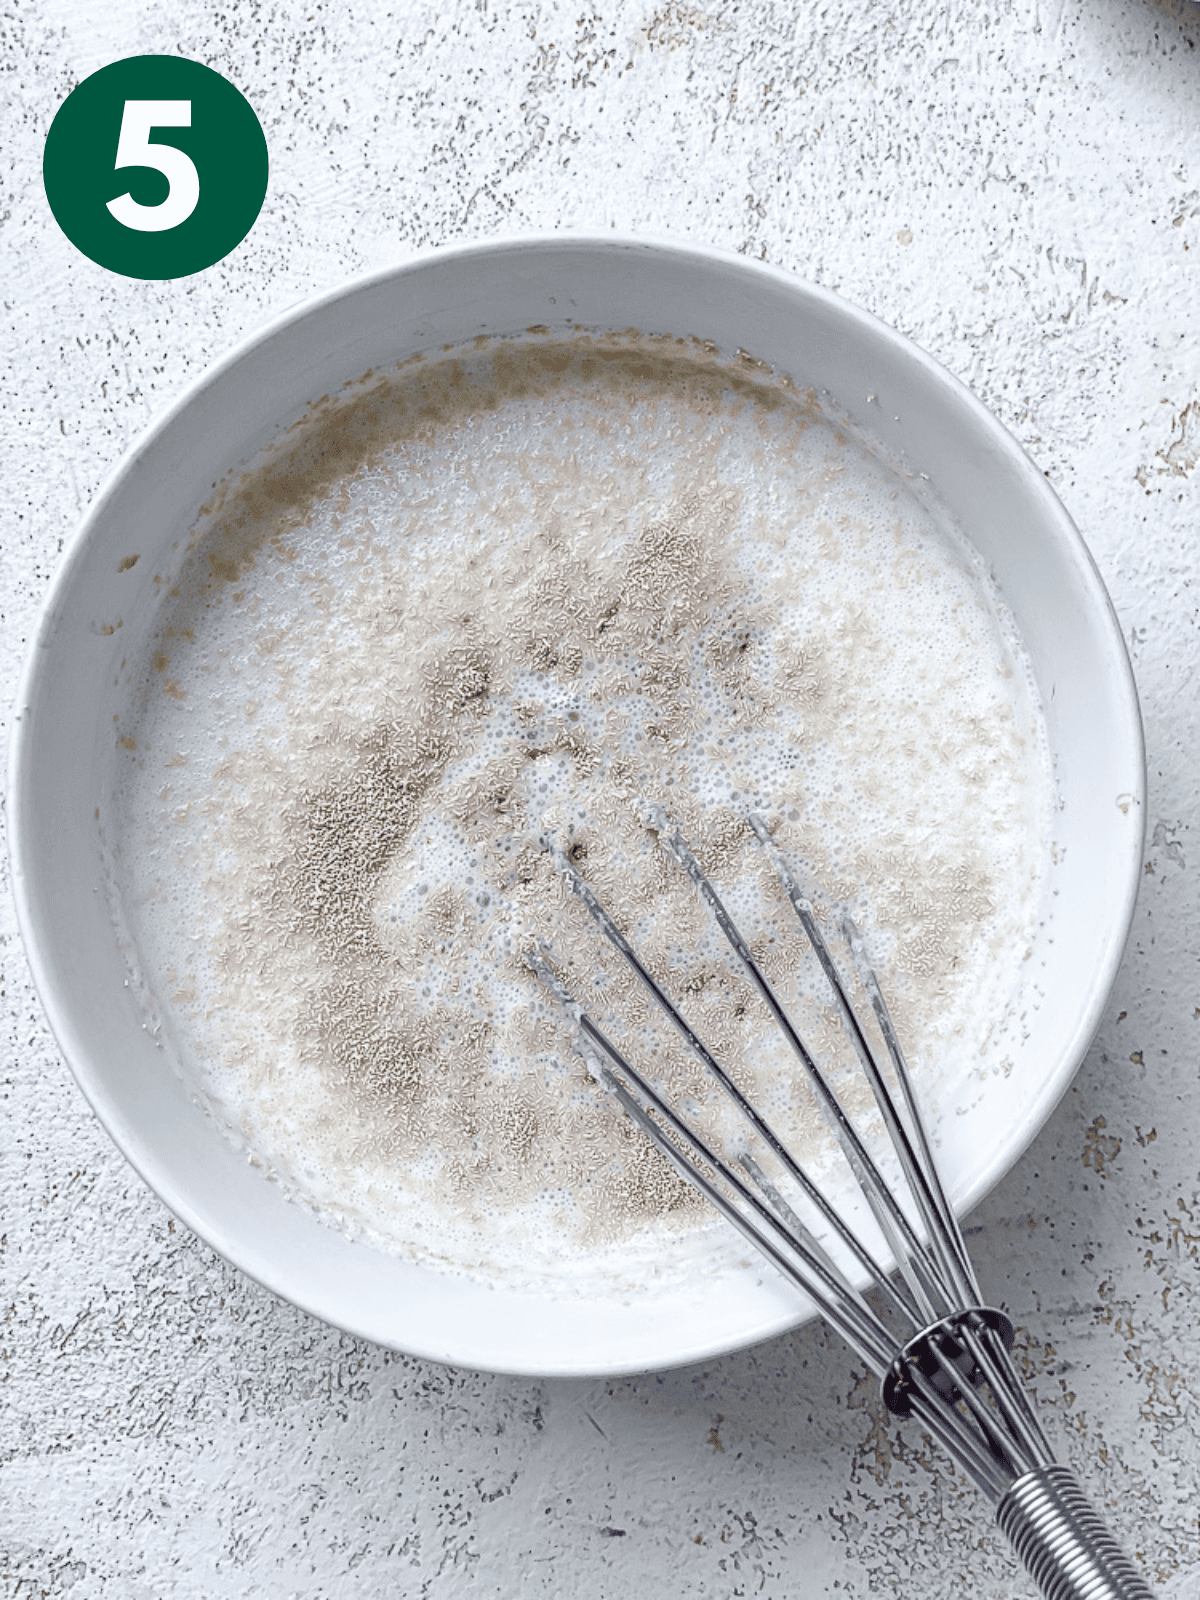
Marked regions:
[3,1,1199,1595]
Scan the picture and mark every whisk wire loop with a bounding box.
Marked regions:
[658,822,955,1326]
[902,1370,1014,1499]
[527,946,895,1372]
[845,918,982,1303]
[535,846,917,1329]
[748,814,982,1311]
[959,1321,1055,1471]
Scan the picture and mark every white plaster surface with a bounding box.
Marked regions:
[2,0,1199,1594]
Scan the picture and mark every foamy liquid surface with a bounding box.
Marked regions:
[106,333,1053,1294]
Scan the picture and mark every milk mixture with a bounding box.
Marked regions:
[107,333,1053,1289]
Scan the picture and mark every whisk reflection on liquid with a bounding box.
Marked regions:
[529,815,1155,1600]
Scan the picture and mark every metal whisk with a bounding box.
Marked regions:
[530,815,1155,1600]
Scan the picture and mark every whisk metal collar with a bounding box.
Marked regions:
[882,1305,1014,1418]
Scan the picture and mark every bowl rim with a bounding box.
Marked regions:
[8,230,1147,1375]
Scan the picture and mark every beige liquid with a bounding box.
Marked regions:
[108,332,1052,1290]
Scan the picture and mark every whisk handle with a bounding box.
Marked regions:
[997,1465,1156,1599]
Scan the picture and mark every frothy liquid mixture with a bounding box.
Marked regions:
[109,333,1052,1290]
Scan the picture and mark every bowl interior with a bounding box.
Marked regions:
[9,236,1144,1375]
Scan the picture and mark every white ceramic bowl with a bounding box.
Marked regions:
[8,235,1144,1375]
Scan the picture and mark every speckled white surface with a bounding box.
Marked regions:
[3,1,1199,1595]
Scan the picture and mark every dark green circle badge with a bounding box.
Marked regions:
[44,56,268,280]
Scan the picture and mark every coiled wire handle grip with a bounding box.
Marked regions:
[998,1466,1155,1600]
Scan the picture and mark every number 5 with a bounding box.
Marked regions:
[106,101,200,232]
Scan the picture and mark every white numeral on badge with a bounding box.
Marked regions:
[106,101,200,232]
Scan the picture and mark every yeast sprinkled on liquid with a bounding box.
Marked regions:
[107,332,1053,1291]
